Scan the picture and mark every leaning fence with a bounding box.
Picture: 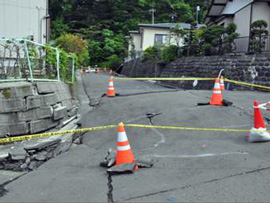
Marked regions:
[0,39,75,83]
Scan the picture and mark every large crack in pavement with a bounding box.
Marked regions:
[104,112,162,203]
[116,90,180,97]
[81,76,106,109]
[120,166,270,202]
[0,173,26,198]
[107,173,114,203]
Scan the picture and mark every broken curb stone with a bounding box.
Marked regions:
[107,163,136,175]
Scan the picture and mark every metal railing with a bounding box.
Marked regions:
[234,35,270,53]
[0,39,75,83]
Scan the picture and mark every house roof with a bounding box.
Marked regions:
[222,0,253,15]
[138,23,192,29]
[128,23,206,35]
[205,0,256,25]
[129,31,140,34]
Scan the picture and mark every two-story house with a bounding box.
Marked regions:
[0,0,50,44]
[205,0,270,52]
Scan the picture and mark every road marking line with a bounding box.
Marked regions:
[146,152,249,158]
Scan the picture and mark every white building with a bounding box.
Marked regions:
[0,0,50,44]
[126,23,205,61]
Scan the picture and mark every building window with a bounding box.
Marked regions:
[154,34,167,46]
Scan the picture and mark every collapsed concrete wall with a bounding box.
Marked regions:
[0,82,78,137]
[121,53,270,90]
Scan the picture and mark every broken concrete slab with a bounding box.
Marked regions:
[137,157,154,168]
[100,148,116,168]
[33,151,48,161]
[53,106,67,120]
[0,153,9,161]
[107,163,136,175]
[9,148,28,161]
[24,137,61,151]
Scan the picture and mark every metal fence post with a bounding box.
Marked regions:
[56,48,60,81]
[23,39,34,82]
[71,56,75,83]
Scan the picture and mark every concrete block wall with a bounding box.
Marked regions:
[121,53,270,91]
[0,82,78,137]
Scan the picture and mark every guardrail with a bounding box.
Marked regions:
[0,39,75,83]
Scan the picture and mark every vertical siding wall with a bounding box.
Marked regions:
[0,0,47,43]
[253,2,270,33]
[234,4,251,37]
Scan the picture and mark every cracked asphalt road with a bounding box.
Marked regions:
[1,73,270,202]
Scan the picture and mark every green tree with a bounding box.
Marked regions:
[88,41,103,65]
[141,46,162,62]
[201,25,225,55]
[54,33,89,66]
[222,23,239,53]
[249,20,269,53]
[162,45,179,62]
[51,17,70,39]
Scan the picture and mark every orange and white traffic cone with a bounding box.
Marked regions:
[80,69,84,75]
[254,100,266,129]
[210,78,223,105]
[220,76,225,90]
[106,76,115,97]
[247,100,270,142]
[115,122,138,169]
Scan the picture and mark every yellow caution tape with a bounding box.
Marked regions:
[115,77,270,90]
[125,124,251,132]
[0,125,117,144]
[225,79,270,90]
[115,77,215,81]
[1,123,269,144]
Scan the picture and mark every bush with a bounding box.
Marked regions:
[101,54,122,69]
[162,45,179,62]
[54,33,89,66]
[141,46,161,62]
[249,20,268,53]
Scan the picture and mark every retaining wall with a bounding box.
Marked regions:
[0,82,78,137]
[121,53,270,91]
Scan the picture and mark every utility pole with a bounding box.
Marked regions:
[196,5,200,24]
[149,8,156,24]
